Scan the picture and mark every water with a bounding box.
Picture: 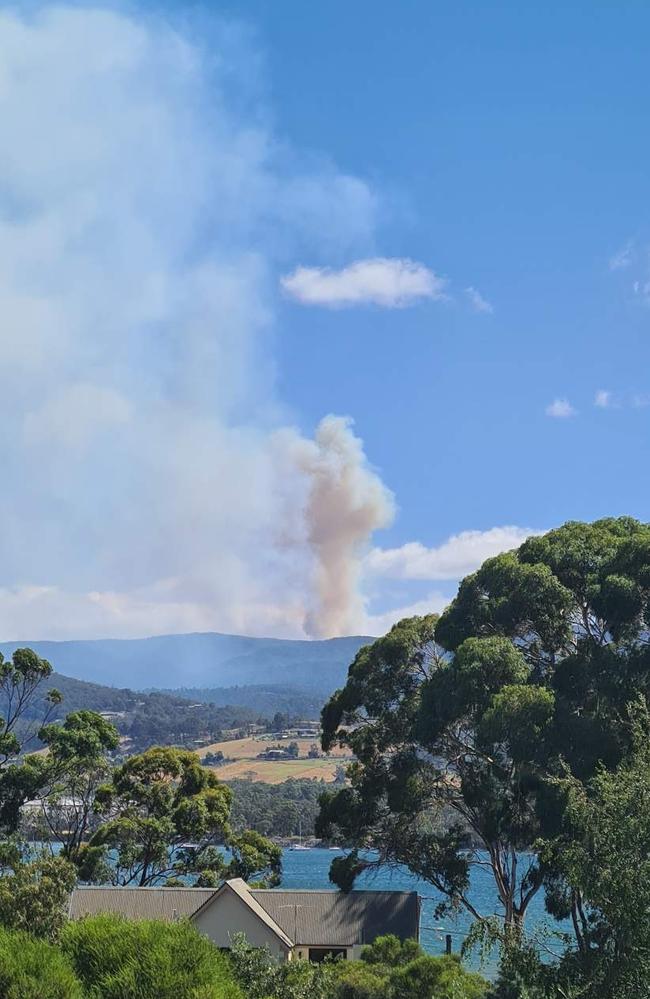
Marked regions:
[279,848,568,972]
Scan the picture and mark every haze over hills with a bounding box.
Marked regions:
[0,632,372,693]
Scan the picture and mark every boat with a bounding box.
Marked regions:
[289,820,311,851]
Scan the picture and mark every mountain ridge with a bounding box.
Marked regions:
[0,631,373,692]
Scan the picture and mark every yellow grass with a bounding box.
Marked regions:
[197,735,349,760]
[213,757,344,784]
[197,734,351,784]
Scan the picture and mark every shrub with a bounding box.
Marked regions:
[333,960,387,999]
[61,913,242,999]
[0,926,83,999]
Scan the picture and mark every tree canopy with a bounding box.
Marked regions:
[319,518,650,943]
[77,746,281,887]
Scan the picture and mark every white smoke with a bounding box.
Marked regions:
[0,5,391,643]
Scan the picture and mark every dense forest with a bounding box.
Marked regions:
[227,778,331,838]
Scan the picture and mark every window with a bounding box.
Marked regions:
[307,947,347,963]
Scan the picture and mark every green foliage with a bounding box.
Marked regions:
[228,778,325,838]
[0,926,83,999]
[229,933,487,999]
[534,729,650,998]
[6,670,265,751]
[334,960,386,999]
[79,746,233,885]
[227,828,282,887]
[319,518,650,941]
[0,648,60,831]
[20,710,119,861]
[228,934,335,999]
[62,913,242,999]
[0,850,76,941]
[77,746,280,887]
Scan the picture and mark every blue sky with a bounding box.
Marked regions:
[0,2,647,644]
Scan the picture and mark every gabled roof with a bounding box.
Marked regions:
[193,879,293,950]
[68,886,216,922]
[68,881,419,951]
[250,889,419,947]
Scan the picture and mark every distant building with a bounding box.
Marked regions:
[68,879,420,963]
[257,748,290,760]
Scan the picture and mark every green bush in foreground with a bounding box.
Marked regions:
[229,932,488,999]
[61,913,243,999]
[0,926,83,999]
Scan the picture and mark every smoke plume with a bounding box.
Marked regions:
[294,417,395,638]
[0,4,390,644]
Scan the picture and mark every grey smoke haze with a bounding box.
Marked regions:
[0,4,390,642]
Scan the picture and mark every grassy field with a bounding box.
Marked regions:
[197,735,351,784]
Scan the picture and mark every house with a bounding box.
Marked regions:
[257,748,290,760]
[68,878,420,962]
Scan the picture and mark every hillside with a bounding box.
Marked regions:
[7,672,263,750]
[0,632,371,692]
[157,684,326,719]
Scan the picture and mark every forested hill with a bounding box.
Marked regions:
[157,684,326,719]
[0,632,371,691]
[8,672,263,749]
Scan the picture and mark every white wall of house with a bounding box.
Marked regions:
[193,889,289,961]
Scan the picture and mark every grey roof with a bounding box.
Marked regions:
[68,886,216,922]
[250,889,419,947]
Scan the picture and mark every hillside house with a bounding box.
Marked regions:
[68,879,420,962]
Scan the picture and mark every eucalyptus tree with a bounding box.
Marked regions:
[318,518,650,937]
[79,746,281,887]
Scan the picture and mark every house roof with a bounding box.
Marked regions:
[68,886,215,922]
[68,882,419,950]
[250,889,419,947]
[193,879,293,950]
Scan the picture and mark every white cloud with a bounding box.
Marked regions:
[464,285,493,314]
[594,389,613,409]
[545,398,577,418]
[0,5,393,646]
[280,257,447,308]
[609,241,634,271]
[363,592,450,637]
[365,526,540,581]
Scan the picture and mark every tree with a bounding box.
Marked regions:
[78,746,280,887]
[226,829,282,887]
[0,926,83,999]
[0,846,76,941]
[0,649,61,831]
[286,741,300,759]
[319,518,650,941]
[537,723,650,998]
[20,710,119,862]
[61,914,242,999]
[333,936,487,999]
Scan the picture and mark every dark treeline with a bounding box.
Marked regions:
[227,778,326,838]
